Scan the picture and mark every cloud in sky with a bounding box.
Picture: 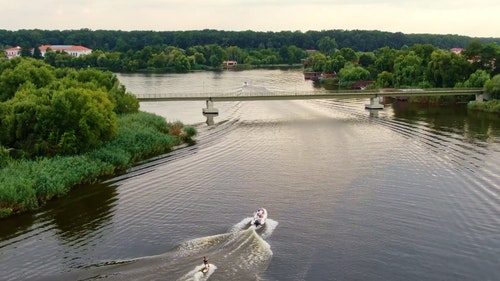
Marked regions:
[0,0,498,37]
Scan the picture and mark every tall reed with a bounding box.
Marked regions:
[0,112,196,218]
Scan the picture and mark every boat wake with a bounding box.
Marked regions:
[36,218,278,281]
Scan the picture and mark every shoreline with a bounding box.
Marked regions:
[0,111,196,219]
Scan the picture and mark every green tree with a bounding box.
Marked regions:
[462,39,483,70]
[324,53,346,73]
[0,58,55,101]
[286,45,307,64]
[459,70,490,88]
[426,50,471,87]
[409,43,436,66]
[206,44,225,67]
[43,49,56,66]
[20,46,32,57]
[226,46,246,63]
[338,63,371,86]
[172,52,191,72]
[33,46,43,59]
[318,36,337,56]
[338,48,358,63]
[149,52,168,68]
[376,71,394,88]
[309,52,327,72]
[484,74,500,99]
[393,51,423,87]
[480,42,500,74]
[374,46,398,73]
[358,52,375,68]
[1,85,117,157]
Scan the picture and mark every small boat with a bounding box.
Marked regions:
[250,208,267,227]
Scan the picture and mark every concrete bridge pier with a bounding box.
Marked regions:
[365,96,384,109]
[202,98,218,125]
[476,92,490,102]
[202,98,219,114]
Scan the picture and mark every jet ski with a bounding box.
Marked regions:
[250,208,267,227]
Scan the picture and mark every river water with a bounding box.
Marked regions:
[1,69,499,281]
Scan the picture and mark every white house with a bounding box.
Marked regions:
[38,45,92,57]
[4,46,22,59]
[4,45,92,59]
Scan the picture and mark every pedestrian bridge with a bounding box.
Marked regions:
[136,87,484,113]
[136,88,483,102]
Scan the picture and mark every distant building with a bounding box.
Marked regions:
[223,60,237,69]
[38,45,92,57]
[450,48,464,54]
[4,46,22,59]
[4,45,92,59]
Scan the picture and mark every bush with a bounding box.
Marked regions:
[0,145,11,168]
[182,126,197,141]
[468,100,500,113]
[484,75,500,99]
[0,111,195,218]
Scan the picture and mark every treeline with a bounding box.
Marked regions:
[1,28,499,53]
[3,30,500,92]
[307,40,500,90]
[38,44,309,72]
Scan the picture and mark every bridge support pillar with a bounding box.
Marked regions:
[202,98,219,114]
[202,98,218,125]
[365,97,384,110]
[475,92,490,102]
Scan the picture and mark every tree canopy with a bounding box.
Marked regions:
[1,29,498,53]
[0,58,139,158]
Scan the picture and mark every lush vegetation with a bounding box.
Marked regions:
[1,29,499,74]
[0,111,196,218]
[2,30,498,92]
[0,57,140,158]
[0,58,197,218]
[2,29,499,53]
[468,74,500,113]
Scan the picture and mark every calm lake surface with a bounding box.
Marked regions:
[1,69,499,281]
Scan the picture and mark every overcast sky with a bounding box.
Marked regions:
[1,0,498,38]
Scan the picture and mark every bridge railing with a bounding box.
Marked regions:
[135,88,483,101]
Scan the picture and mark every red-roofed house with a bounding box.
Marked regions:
[4,45,92,59]
[38,45,92,57]
[4,46,22,59]
[450,48,464,54]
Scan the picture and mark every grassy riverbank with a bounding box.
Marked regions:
[0,111,196,219]
[467,100,500,113]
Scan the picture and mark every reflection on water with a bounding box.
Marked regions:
[392,101,499,143]
[0,183,118,277]
[49,183,118,243]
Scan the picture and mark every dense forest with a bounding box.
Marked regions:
[2,29,499,91]
[1,29,499,53]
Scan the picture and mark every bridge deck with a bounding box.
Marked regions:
[136,89,482,102]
